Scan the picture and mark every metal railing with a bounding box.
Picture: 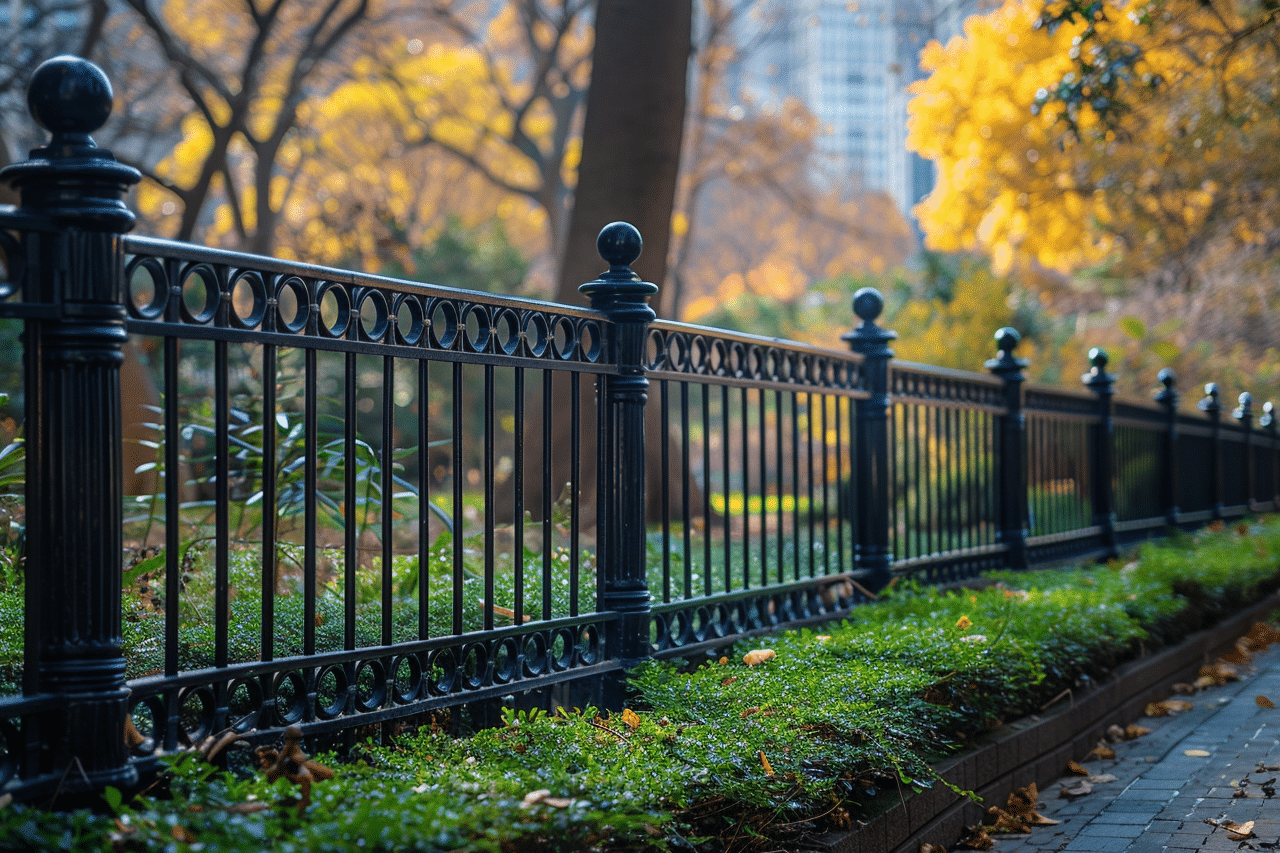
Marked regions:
[0,56,1276,800]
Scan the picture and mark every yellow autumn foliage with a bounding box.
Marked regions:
[907,0,1280,286]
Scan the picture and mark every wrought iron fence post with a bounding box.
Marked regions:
[578,222,655,709]
[1199,383,1223,520]
[0,56,140,791]
[1081,348,1117,560]
[1263,402,1279,508]
[1235,392,1254,508]
[985,327,1028,569]
[1154,369,1179,528]
[842,288,896,593]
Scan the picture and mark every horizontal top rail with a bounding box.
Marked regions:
[889,359,1006,411]
[122,235,615,370]
[646,318,868,395]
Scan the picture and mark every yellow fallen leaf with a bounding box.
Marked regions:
[1257,695,1275,709]
[1185,749,1211,757]
[742,649,776,666]
[758,750,774,777]
[1087,742,1116,760]
[620,708,641,730]
[1124,724,1150,739]
[956,615,973,630]
[1146,699,1194,717]
[1065,759,1089,776]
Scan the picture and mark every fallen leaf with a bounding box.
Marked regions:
[171,826,196,843]
[1059,779,1093,799]
[1206,818,1256,840]
[1087,742,1117,760]
[740,706,761,719]
[986,806,1032,834]
[743,649,776,666]
[226,802,271,814]
[1146,699,1194,717]
[1246,622,1280,649]
[721,676,738,686]
[920,844,948,853]
[1105,724,1126,742]
[758,750,774,777]
[956,615,973,630]
[718,656,728,665]
[1124,724,1151,739]
[1171,682,1198,695]
[621,708,641,730]
[1184,749,1212,757]
[542,797,573,808]
[1199,662,1240,685]
[1258,695,1275,709]
[1004,783,1059,826]
[1219,642,1253,665]
[1065,759,1089,776]
[1088,773,1118,784]
[955,824,994,850]
[521,789,551,808]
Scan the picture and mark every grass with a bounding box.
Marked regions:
[4,517,1280,852]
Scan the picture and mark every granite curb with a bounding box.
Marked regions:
[809,591,1280,853]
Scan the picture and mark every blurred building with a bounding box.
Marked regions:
[730,0,992,221]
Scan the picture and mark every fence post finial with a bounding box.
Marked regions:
[1154,368,1180,528]
[1199,383,1224,519]
[842,287,896,593]
[1081,347,1118,559]
[985,327,1029,569]
[0,55,141,794]
[578,221,656,711]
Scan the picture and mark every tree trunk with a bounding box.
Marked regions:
[553,0,691,304]
[519,2,697,529]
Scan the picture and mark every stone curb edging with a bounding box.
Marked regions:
[811,591,1280,853]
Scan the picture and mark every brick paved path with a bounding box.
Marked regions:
[985,645,1280,852]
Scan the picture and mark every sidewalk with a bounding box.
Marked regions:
[981,643,1280,853]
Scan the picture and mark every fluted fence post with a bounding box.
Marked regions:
[1154,369,1180,528]
[842,288,895,593]
[1082,348,1118,560]
[985,328,1029,569]
[578,222,655,710]
[1200,383,1223,520]
[0,56,140,791]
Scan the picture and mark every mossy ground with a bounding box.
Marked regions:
[4,518,1280,852]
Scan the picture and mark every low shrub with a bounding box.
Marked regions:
[4,518,1280,852]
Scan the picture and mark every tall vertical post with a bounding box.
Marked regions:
[0,56,141,790]
[1263,402,1279,509]
[1081,347,1117,560]
[985,327,1028,569]
[1154,369,1179,528]
[842,288,895,593]
[578,222,655,709]
[1235,392,1254,509]
[1199,383,1223,520]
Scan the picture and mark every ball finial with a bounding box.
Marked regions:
[1158,367,1175,387]
[852,287,884,323]
[1088,347,1108,370]
[994,326,1020,354]
[596,222,642,269]
[27,55,113,136]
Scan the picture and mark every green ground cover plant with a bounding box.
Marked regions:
[4,518,1280,852]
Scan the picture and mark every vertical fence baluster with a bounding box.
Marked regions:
[1264,402,1279,509]
[3,56,142,791]
[842,288,895,593]
[1082,348,1118,560]
[578,223,656,711]
[986,328,1029,569]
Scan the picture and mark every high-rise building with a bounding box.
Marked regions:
[732,0,989,221]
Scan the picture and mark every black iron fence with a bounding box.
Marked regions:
[0,56,1276,800]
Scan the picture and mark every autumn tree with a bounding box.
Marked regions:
[116,0,378,255]
[906,0,1280,400]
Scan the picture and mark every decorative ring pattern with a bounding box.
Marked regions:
[121,244,610,367]
[122,619,612,749]
[644,326,864,392]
